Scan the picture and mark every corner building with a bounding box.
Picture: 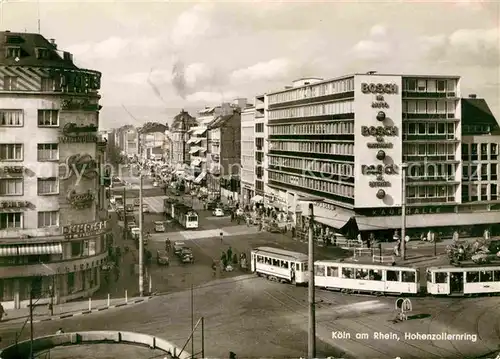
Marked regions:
[0,32,109,309]
[265,74,500,238]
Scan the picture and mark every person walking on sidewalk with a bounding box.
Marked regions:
[0,303,6,322]
[56,328,64,334]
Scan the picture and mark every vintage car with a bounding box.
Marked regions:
[213,208,224,217]
[173,241,186,255]
[154,221,165,232]
[180,247,194,263]
[156,250,170,265]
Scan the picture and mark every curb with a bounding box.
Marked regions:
[28,297,152,324]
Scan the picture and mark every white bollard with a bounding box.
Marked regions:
[125,290,128,303]
[88,297,91,311]
[107,293,110,307]
[149,275,152,293]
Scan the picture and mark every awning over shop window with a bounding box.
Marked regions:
[198,148,207,153]
[191,159,201,167]
[251,195,263,202]
[17,243,62,256]
[314,214,359,238]
[193,128,207,136]
[0,246,19,257]
[188,138,202,145]
[189,147,200,154]
[194,172,207,184]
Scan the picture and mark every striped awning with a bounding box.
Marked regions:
[191,159,201,167]
[194,172,207,184]
[189,147,200,154]
[0,246,19,257]
[18,243,63,256]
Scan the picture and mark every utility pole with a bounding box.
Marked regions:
[401,163,408,260]
[29,290,34,359]
[138,161,144,296]
[123,186,127,240]
[191,282,194,359]
[307,203,316,359]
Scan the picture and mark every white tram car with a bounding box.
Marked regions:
[314,260,420,295]
[251,247,309,285]
[427,265,500,296]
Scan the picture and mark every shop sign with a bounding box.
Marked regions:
[60,98,100,111]
[369,180,391,188]
[63,220,108,239]
[356,206,456,217]
[367,142,393,149]
[0,200,31,209]
[361,83,398,95]
[49,69,101,91]
[67,189,95,209]
[61,153,98,180]
[63,123,98,135]
[361,126,398,137]
[361,164,398,175]
[0,166,24,176]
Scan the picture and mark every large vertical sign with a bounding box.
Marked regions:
[354,75,403,208]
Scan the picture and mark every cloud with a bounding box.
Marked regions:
[369,24,387,38]
[351,40,391,60]
[170,4,215,48]
[230,58,293,83]
[185,91,238,104]
[184,62,216,88]
[420,27,500,67]
[117,69,172,85]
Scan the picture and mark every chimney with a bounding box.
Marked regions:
[469,94,477,99]
[49,38,57,49]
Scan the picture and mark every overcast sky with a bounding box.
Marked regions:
[2,0,499,129]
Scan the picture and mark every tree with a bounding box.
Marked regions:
[106,142,125,166]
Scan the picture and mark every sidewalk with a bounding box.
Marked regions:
[1,296,151,325]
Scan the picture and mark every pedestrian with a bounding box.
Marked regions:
[227,247,232,262]
[220,232,223,243]
[0,303,6,322]
[56,328,64,334]
[211,261,217,277]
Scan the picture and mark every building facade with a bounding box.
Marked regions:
[254,95,265,201]
[170,110,196,168]
[0,32,109,309]
[240,106,255,203]
[265,73,500,238]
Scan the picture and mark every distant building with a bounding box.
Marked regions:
[170,110,197,167]
[0,31,109,309]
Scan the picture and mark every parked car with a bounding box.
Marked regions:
[173,241,186,255]
[156,250,170,265]
[213,208,224,217]
[142,204,150,213]
[154,221,165,232]
[127,221,137,230]
[133,198,140,207]
[131,227,140,239]
[125,204,134,213]
[206,201,217,210]
[180,247,194,263]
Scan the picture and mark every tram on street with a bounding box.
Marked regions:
[251,247,309,285]
[314,260,420,295]
[426,264,500,296]
[167,201,198,229]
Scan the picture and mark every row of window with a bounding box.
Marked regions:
[433,270,500,284]
[407,185,456,199]
[268,171,354,198]
[0,110,59,127]
[403,122,456,136]
[268,78,355,105]
[462,143,498,160]
[314,265,417,282]
[0,211,58,229]
[463,125,492,134]
[403,143,457,157]
[268,156,354,177]
[269,141,354,155]
[463,164,498,180]
[403,100,457,114]
[268,100,354,120]
[3,75,94,94]
[0,178,59,195]
[462,183,498,200]
[0,143,59,161]
[269,121,354,135]
[403,78,457,93]
[404,163,457,179]
[255,255,308,271]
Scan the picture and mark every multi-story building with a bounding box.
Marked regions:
[206,99,246,199]
[0,32,109,309]
[170,110,196,168]
[254,94,265,202]
[240,105,255,203]
[265,73,500,238]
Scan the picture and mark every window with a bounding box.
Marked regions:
[37,177,58,195]
[386,270,399,281]
[471,144,478,160]
[0,110,23,126]
[37,110,59,127]
[68,272,75,293]
[37,144,58,161]
[5,47,21,58]
[71,241,82,257]
[437,80,446,92]
[481,164,488,180]
[314,265,325,276]
[435,272,448,283]
[402,271,416,283]
[479,271,493,282]
[0,213,22,229]
[3,76,18,90]
[41,78,55,92]
[255,123,264,133]
[326,266,338,277]
[491,144,498,160]
[405,79,416,91]
[0,144,23,160]
[38,211,58,228]
[417,80,426,92]
[462,144,469,159]
[341,267,354,279]
[466,271,479,283]
[0,178,23,196]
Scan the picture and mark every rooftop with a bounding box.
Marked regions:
[0,31,79,70]
[171,110,197,131]
[461,97,500,134]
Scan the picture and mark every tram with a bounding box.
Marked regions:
[314,260,420,295]
[165,200,198,229]
[426,264,500,296]
[251,247,309,285]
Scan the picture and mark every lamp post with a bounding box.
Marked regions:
[401,163,408,260]
[138,163,145,297]
[298,196,324,359]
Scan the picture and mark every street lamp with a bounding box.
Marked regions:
[401,163,408,260]
[297,196,324,359]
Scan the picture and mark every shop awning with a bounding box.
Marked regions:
[0,246,19,257]
[191,159,201,167]
[193,128,207,136]
[198,148,207,153]
[356,210,500,231]
[194,172,207,184]
[251,195,263,202]
[314,215,359,238]
[189,147,200,154]
[17,243,63,256]
[188,138,202,145]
